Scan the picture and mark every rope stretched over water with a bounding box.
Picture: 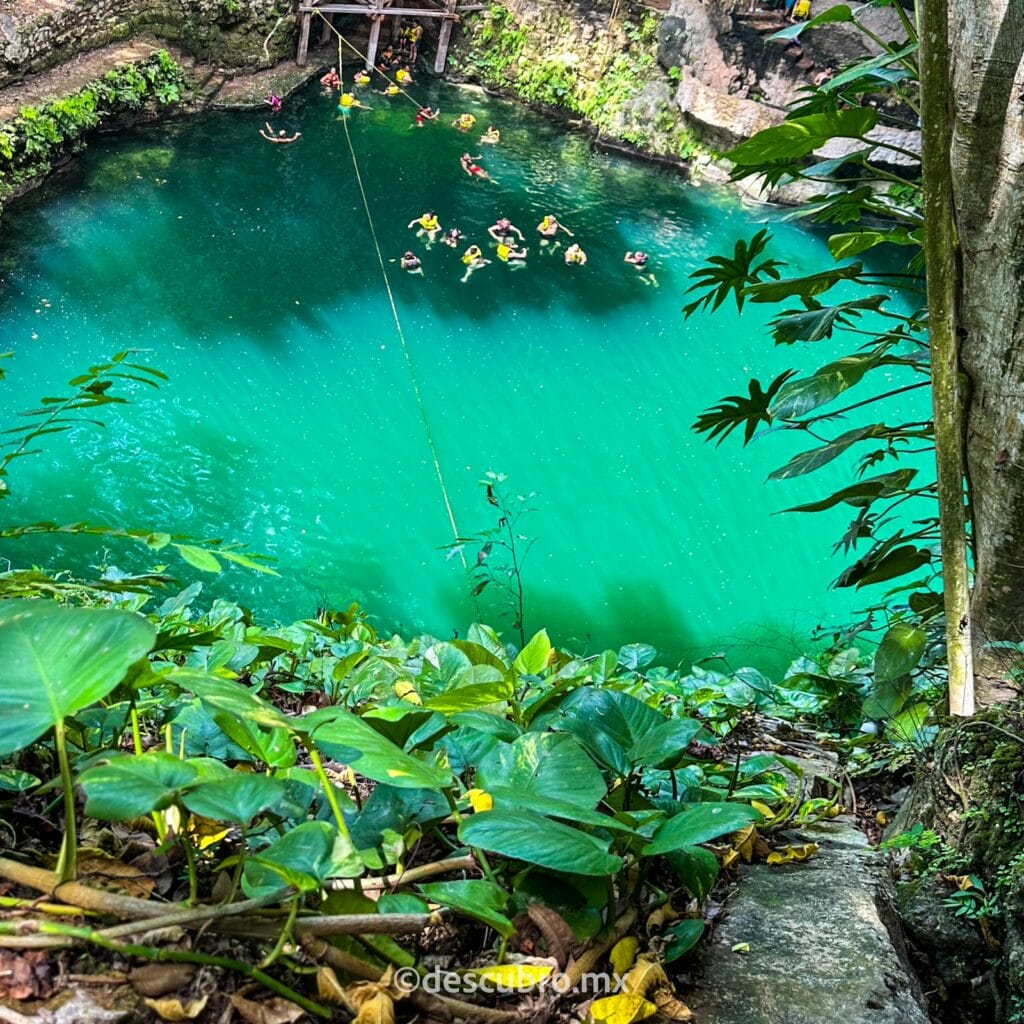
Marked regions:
[337,111,467,568]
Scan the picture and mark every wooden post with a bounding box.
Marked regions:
[297,10,312,66]
[366,15,383,70]
[433,0,458,74]
[320,12,333,44]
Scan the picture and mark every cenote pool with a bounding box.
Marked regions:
[0,78,900,670]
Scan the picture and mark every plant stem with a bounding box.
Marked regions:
[53,721,77,885]
[306,746,354,846]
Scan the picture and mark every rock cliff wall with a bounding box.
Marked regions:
[0,0,297,89]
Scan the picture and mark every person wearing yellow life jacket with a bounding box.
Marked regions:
[338,93,370,113]
[460,244,490,283]
[408,210,442,243]
[564,243,588,266]
[354,69,372,86]
[378,82,401,97]
[480,126,500,145]
[396,66,413,86]
[409,23,424,61]
[453,113,476,132]
[496,241,528,266]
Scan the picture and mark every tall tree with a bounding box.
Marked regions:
[950,1,1024,704]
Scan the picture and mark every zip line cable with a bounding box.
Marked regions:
[336,110,468,572]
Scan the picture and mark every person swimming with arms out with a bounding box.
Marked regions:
[480,126,500,145]
[460,153,495,182]
[400,251,423,274]
[537,213,573,252]
[564,243,588,266]
[496,240,529,268]
[259,123,301,144]
[320,66,341,90]
[625,250,658,287]
[460,244,491,283]
[442,227,464,248]
[453,112,476,132]
[487,217,525,243]
[408,210,442,244]
[338,92,371,112]
[414,105,440,127]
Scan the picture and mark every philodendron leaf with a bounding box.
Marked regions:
[476,732,606,808]
[243,821,362,897]
[643,803,762,857]
[514,628,553,676]
[0,600,155,757]
[664,919,705,963]
[171,672,293,732]
[874,622,926,684]
[183,771,288,825]
[305,706,453,790]
[459,809,624,877]
[418,879,515,938]
[80,752,199,821]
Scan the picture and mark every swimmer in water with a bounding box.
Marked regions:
[564,243,588,265]
[354,68,372,86]
[496,240,529,267]
[480,126,500,144]
[442,227,464,248]
[259,123,301,144]
[460,153,495,182]
[338,92,370,111]
[396,66,413,86]
[487,217,525,243]
[400,251,423,274]
[408,210,442,244]
[267,92,282,113]
[537,213,574,252]
[453,112,476,132]
[378,82,401,97]
[414,105,439,127]
[320,67,341,89]
[625,250,658,286]
[460,244,491,283]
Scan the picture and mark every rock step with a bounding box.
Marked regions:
[685,747,930,1024]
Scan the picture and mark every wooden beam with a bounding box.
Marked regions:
[319,11,333,43]
[366,15,383,70]
[433,0,458,73]
[299,4,483,16]
[297,10,312,65]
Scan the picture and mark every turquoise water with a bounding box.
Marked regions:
[0,80,895,669]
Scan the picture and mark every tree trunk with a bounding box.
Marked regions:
[949,1,1024,705]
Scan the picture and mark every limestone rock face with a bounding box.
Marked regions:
[675,67,782,151]
[686,815,931,1024]
[0,0,296,88]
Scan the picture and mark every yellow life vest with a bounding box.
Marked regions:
[794,0,811,15]
[339,93,355,108]
[462,247,481,264]
[420,215,438,230]
[496,243,511,262]
[385,84,400,95]
[540,216,553,231]
[396,70,411,84]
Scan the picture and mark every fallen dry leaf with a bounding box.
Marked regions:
[733,825,758,864]
[142,995,208,1021]
[651,988,693,1021]
[645,905,679,933]
[0,950,52,1000]
[230,993,306,1024]
[78,853,156,899]
[589,992,657,1024]
[526,903,577,967]
[316,965,347,1005]
[129,962,196,998]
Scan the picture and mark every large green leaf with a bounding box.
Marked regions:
[629,718,703,769]
[172,671,293,732]
[747,263,865,304]
[664,846,720,903]
[460,809,624,877]
[476,732,606,808]
[770,353,888,420]
[80,752,199,821]
[243,821,362,897]
[828,228,917,262]
[766,3,853,41]
[514,629,553,675]
[771,295,889,345]
[727,109,878,167]
[781,469,917,513]
[643,803,761,857]
[305,706,452,790]
[874,623,926,684]
[768,424,890,480]
[0,601,155,757]
[183,771,288,825]
[485,786,638,833]
[418,879,515,937]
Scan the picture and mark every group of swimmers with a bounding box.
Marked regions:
[400,207,657,285]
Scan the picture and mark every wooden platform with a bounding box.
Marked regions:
[296,0,485,73]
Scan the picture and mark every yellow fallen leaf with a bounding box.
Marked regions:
[720,847,740,870]
[466,788,494,813]
[733,825,758,863]
[188,813,232,851]
[645,905,678,933]
[622,956,667,996]
[609,935,639,977]
[766,842,820,865]
[143,995,208,1021]
[317,965,346,1004]
[590,993,658,1024]
[652,988,694,1021]
[77,853,156,899]
[731,943,750,954]
[230,994,306,1024]
[875,810,889,826]
[750,800,775,819]
[395,679,422,704]
[352,992,395,1024]
[468,963,553,990]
